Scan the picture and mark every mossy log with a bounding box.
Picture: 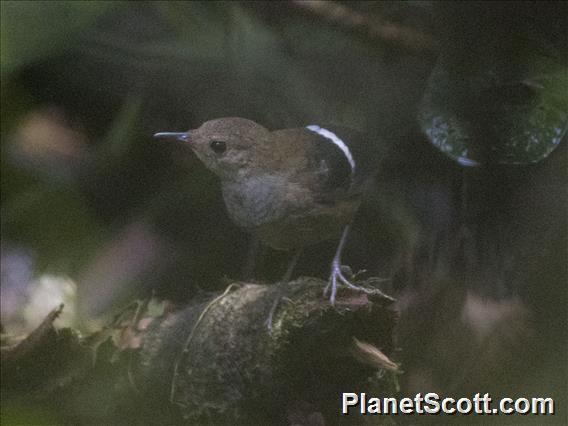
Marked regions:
[2,277,398,425]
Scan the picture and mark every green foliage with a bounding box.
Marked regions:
[101,92,145,159]
[419,4,568,166]
[2,186,104,273]
[1,1,414,278]
[1,1,566,424]
[1,1,118,79]
[419,59,567,165]
[1,401,61,425]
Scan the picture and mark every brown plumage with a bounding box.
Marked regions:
[155,117,386,304]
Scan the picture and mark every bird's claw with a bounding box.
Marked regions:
[265,298,279,330]
[324,262,392,305]
[324,261,374,305]
[339,264,354,278]
[266,291,295,331]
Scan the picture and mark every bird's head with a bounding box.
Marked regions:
[154,117,272,180]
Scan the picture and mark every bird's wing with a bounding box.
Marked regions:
[304,125,381,198]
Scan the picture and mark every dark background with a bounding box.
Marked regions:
[1,1,566,424]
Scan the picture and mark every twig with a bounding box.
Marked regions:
[291,0,437,53]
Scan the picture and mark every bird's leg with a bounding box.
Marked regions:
[281,249,302,283]
[266,249,303,330]
[324,225,391,304]
[324,225,353,304]
[242,235,262,280]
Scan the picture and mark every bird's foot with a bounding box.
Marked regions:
[265,294,286,331]
[324,261,392,305]
[265,282,301,331]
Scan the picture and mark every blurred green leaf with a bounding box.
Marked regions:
[1,0,117,79]
[0,81,37,139]
[2,402,61,426]
[1,186,105,274]
[419,52,567,166]
[102,92,144,158]
[153,2,232,62]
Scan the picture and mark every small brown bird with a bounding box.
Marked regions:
[155,118,388,304]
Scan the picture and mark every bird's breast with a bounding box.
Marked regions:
[221,175,359,250]
[221,176,290,229]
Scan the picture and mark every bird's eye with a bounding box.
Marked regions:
[209,140,227,155]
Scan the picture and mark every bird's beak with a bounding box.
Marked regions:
[153,131,191,143]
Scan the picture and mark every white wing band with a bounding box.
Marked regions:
[306,125,355,173]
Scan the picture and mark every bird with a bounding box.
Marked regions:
[154,117,390,305]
